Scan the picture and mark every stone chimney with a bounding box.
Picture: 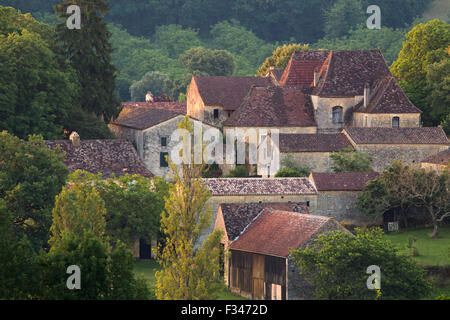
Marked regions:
[364,82,370,108]
[69,131,80,147]
[313,68,320,87]
[145,91,154,102]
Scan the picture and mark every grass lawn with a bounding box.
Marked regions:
[133,259,246,300]
[383,225,450,267]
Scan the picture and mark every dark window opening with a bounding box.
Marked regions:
[392,117,400,128]
[332,106,343,124]
[160,152,169,167]
[213,109,219,119]
[161,137,167,147]
[306,201,310,207]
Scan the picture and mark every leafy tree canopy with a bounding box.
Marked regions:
[330,147,373,172]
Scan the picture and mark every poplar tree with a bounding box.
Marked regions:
[54,0,121,123]
[155,117,223,300]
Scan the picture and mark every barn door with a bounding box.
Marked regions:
[252,254,265,300]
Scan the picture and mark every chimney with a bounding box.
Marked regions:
[313,68,320,87]
[69,131,80,147]
[364,82,370,108]
[145,91,154,102]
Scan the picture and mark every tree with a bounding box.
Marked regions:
[257,43,309,76]
[426,53,450,128]
[391,20,450,126]
[330,147,373,172]
[275,155,311,177]
[357,161,450,237]
[130,71,168,102]
[155,117,223,300]
[290,228,431,300]
[0,6,79,139]
[225,165,249,178]
[55,0,121,123]
[323,0,365,39]
[152,24,202,59]
[180,47,235,76]
[0,131,69,249]
[49,172,107,248]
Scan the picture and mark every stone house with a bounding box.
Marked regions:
[309,172,380,225]
[343,127,449,172]
[45,133,154,259]
[187,76,272,127]
[109,104,217,179]
[225,208,349,300]
[214,202,309,287]
[259,133,352,176]
[421,148,450,173]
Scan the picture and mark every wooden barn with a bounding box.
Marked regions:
[224,208,349,300]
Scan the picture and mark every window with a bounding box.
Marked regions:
[160,152,169,167]
[392,117,400,128]
[332,106,343,124]
[161,137,167,147]
[213,109,219,119]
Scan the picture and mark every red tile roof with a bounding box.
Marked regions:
[278,50,330,87]
[278,133,352,152]
[344,127,449,145]
[45,139,153,178]
[220,202,309,241]
[203,178,317,196]
[223,86,316,127]
[112,108,183,130]
[421,148,450,165]
[312,50,392,97]
[354,76,422,114]
[230,209,331,257]
[310,172,379,191]
[193,76,273,111]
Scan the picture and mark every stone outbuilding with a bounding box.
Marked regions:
[226,208,349,300]
[421,148,450,173]
[343,127,449,172]
[309,171,380,225]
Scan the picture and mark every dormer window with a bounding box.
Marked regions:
[332,106,343,124]
[392,117,400,128]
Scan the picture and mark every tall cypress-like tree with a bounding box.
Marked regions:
[55,0,121,123]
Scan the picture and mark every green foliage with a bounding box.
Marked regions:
[55,0,121,123]
[225,165,249,178]
[180,47,236,76]
[290,228,432,300]
[0,131,69,249]
[426,54,450,126]
[202,163,223,178]
[441,113,450,135]
[330,147,373,172]
[258,43,310,76]
[156,117,224,300]
[323,0,365,39]
[130,71,168,102]
[275,167,309,177]
[391,19,450,126]
[153,24,202,59]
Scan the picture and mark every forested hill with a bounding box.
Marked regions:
[1,0,432,42]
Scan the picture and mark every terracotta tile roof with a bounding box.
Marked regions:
[121,101,187,114]
[230,209,331,257]
[45,139,153,178]
[193,76,273,111]
[344,127,449,145]
[310,172,379,191]
[278,133,352,152]
[421,148,450,165]
[112,107,183,130]
[354,76,422,114]
[279,50,330,87]
[312,50,392,97]
[220,202,309,241]
[203,178,317,196]
[223,86,316,127]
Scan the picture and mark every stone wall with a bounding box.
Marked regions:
[311,95,361,133]
[421,162,448,174]
[353,112,421,128]
[280,152,333,173]
[354,144,449,172]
